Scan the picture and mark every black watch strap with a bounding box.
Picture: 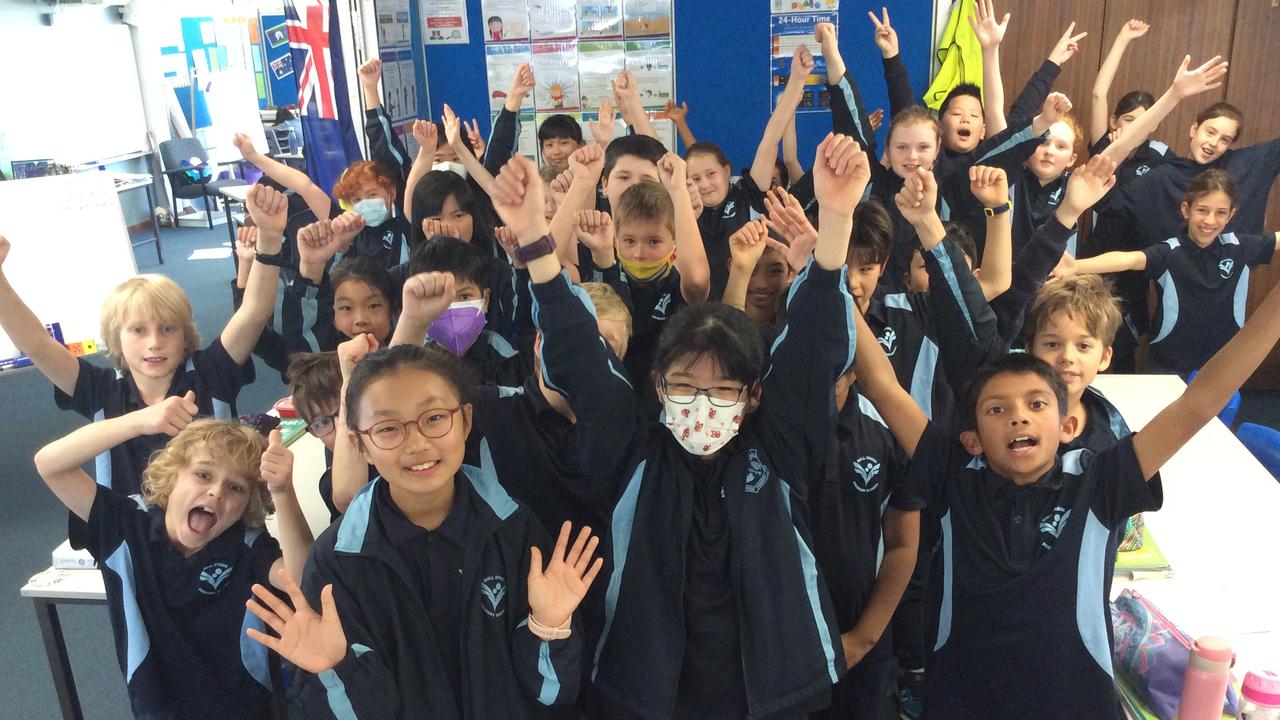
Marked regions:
[254,250,289,267]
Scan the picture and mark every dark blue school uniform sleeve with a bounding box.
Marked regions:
[82,484,148,562]
[590,260,636,317]
[1241,233,1278,267]
[192,337,255,404]
[53,357,119,418]
[886,441,924,511]
[508,516,583,707]
[531,271,640,503]
[482,108,520,178]
[1142,243,1171,280]
[365,107,411,205]
[1084,436,1163,529]
[1006,60,1060,130]
[282,270,337,353]
[882,54,915,121]
[922,237,1002,387]
[971,117,1046,174]
[485,256,522,343]
[829,72,878,156]
[991,215,1074,344]
[903,420,956,512]
[759,261,857,481]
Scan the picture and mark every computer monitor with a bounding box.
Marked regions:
[11,159,55,179]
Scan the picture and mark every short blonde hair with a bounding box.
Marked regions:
[582,282,633,338]
[613,180,675,239]
[142,419,274,528]
[100,275,200,371]
[1026,275,1122,347]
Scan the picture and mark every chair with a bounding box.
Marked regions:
[1236,423,1280,482]
[1186,370,1241,427]
[158,138,247,229]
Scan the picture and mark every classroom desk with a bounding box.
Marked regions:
[20,429,330,720]
[109,172,163,264]
[218,183,252,252]
[1094,374,1280,672]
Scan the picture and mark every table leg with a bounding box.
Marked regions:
[145,184,163,265]
[224,195,236,249]
[33,598,84,720]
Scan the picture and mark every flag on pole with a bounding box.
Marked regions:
[286,0,362,198]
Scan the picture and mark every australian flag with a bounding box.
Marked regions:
[286,0,362,198]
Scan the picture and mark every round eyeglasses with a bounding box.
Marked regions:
[356,407,463,450]
[305,413,339,438]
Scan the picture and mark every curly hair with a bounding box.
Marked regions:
[332,160,398,204]
[141,419,274,528]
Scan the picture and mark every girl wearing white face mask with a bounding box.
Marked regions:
[492,133,869,718]
[331,161,412,270]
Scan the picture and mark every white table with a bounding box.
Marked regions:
[107,171,163,263]
[1093,374,1280,673]
[20,428,330,720]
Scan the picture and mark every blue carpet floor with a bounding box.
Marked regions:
[0,224,1276,718]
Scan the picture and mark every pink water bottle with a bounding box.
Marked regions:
[1238,670,1280,719]
[1179,636,1235,719]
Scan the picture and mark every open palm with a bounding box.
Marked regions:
[246,569,347,675]
[527,522,603,630]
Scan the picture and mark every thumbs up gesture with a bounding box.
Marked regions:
[260,428,295,495]
[134,390,199,436]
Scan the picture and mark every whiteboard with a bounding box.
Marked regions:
[0,23,148,163]
[0,173,140,365]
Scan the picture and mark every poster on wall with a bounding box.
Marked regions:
[623,0,671,38]
[529,0,578,40]
[265,23,288,48]
[532,41,581,111]
[771,0,838,11]
[399,56,418,118]
[579,0,624,38]
[515,110,538,159]
[769,12,835,112]
[578,41,625,112]
[383,59,403,120]
[422,0,469,44]
[485,43,534,113]
[481,0,531,42]
[626,39,673,110]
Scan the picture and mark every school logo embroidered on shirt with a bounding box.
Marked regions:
[745,448,770,494]
[1219,258,1235,279]
[851,456,881,493]
[1038,507,1071,550]
[1135,165,1151,177]
[198,563,234,596]
[652,293,673,321]
[480,575,507,618]
[382,231,395,249]
[1048,186,1064,206]
[878,327,897,357]
[722,201,736,218]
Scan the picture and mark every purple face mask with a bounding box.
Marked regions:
[427,300,487,355]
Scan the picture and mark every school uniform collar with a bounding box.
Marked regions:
[146,503,249,563]
[981,456,1065,499]
[374,477,471,549]
[1176,229,1226,255]
[123,355,197,408]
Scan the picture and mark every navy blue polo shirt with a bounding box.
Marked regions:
[54,338,255,498]
[83,485,281,719]
[908,424,1162,719]
[444,329,529,387]
[1143,231,1276,374]
[865,292,948,421]
[1010,167,1074,257]
[699,179,763,302]
[810,392,921,662]
[1088,136,1171,187]
[619,267,686,389]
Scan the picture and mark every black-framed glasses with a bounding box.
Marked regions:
[305,412,339,438]
[357,407,463,450]
[660,378,748,408]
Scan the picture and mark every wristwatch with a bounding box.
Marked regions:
[513,233,556,265]
[984,201,1012,218]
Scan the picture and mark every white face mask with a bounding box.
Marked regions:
[432,161,468,179]
[662,394,746,456]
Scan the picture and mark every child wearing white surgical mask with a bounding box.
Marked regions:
[331,161,412,270]
[491,133,869,717]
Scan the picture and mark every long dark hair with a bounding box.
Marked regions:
[653,303,764,386]
[344,344,475,432]
[410,170,498,254]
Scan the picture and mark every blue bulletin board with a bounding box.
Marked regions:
[261,14,297,109]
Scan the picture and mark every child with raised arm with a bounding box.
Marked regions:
[491,134,863,718]
[33,417,312,718]
[1059,169,1278,375]
[851,224,1280,718]
[0,186,287,498]
[246,340,603,719]
[538,113,585,170]
[721,218,794,329]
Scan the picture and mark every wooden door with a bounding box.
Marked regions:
[992,0,1105,128]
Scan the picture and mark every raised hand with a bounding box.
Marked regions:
[663,99,689,127]
[968,165,1010,208]
[527,522,604,630]
[337,333,379,380]
[814,21,837,49]
[330,211,368,248]
[465,119,486,159]
[442,103,465,152]
[494,226,523,267]
[763,187,818,271]
[1171,54,1229,99]
[812,133,871,213]
[550,168,574,195]
[1059,154,1117,219]
[400,271,456,324]
[134,390,198,436]
[729,218,782,270]
[232,132,261,160]
[245,570,346,675]
[235,225,259,264]
[789,44,816,83]
[490,155,547,239]
[422,218,461,240]
[357,58,382,89]
[296,219,346,270]
[1118,19,1150,42]
[895,168,939,228]
[657,152,688,191]
[412,119,438,152]
[968,0,1009,51]
[568,143,605,183]
[260,428,294,495]
[1048,22,1088,66]
[611,69,642,115]
[588,99,617,145]
[1037,91,1073,128]
[1049,251,1077,281]
[868,108,885,133]
[246,185,288,237]
[686,179,704,218]
[867,7,900,59]
[507,62,535,104]
[573,210,615,259]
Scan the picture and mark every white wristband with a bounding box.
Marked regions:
[527,614,572,641]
